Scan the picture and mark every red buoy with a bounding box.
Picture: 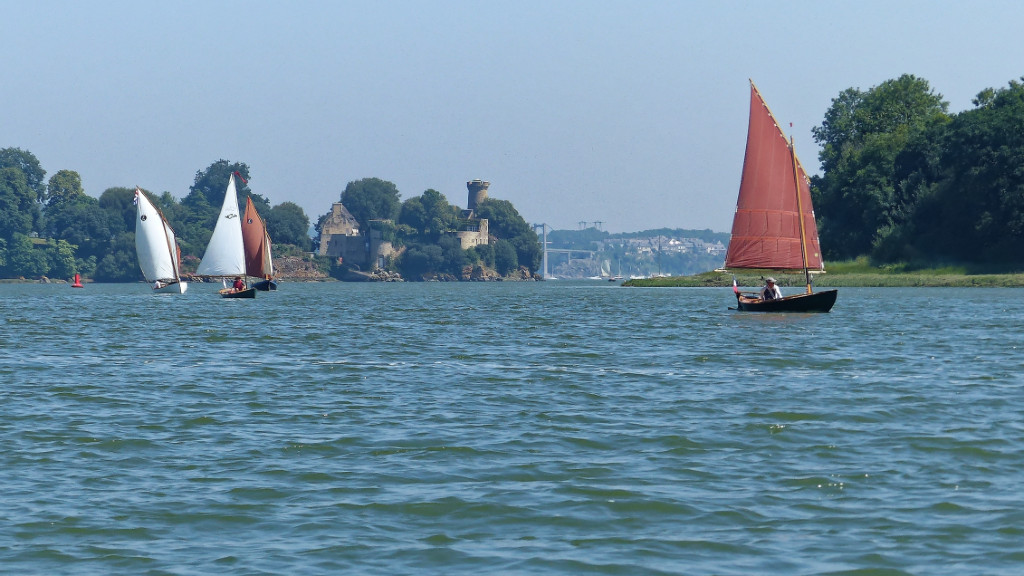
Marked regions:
[71,273,84,288]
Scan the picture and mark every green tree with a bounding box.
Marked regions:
[98,187,136,235]
[45,170,85,209]
[913,78,1024,264]
[399,188,460,241]
[398,196,428,236]
[340,178,401,231]
[76,255,98,278]
[93,232,138,282]
[44,194,115,264]
[2,233,48,278]
[187,159,261,207]
[474,198,541,272]
[46,239,77,278]
[0,167,39,240]
[398,243,443,279]
[177,189,216,257]
[811,74,950,260]
[421,189,459,238]
[869,119,947,262]
[437,235,467,276]
[266,201,311,249]
[493,238,519,275]
[467,243,495,268]
[0,147,46,205]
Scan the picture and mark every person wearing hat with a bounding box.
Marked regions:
[761,277,782,301]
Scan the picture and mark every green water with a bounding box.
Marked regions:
[2,282,1022,575]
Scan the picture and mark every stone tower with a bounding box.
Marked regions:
[467,179,490,211]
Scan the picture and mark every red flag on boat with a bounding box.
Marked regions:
[733,277,739,294]
[234,171,248,184]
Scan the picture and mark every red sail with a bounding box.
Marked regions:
[724,83,824,271]
[242,197,269,278]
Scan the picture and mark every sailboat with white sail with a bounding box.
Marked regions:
[134,187,188,294]
[196,172,254,299]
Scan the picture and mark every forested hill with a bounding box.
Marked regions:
[811,74,1024,268]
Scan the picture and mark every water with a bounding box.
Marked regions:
[2,282,1023,575]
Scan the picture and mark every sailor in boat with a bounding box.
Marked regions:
[761,277,782,301]
[231,276,245,293]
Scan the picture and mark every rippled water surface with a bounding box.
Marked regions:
[2,282,1023,575]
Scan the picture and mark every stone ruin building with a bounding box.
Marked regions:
[318,179,492,269]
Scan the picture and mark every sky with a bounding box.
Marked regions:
[3,0,1023,234]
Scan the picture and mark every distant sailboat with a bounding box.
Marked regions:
[608,260,623,282]
[726,80,837,312]
[134,188,188,294]
[242,195,277,291]
[196,173,254,299]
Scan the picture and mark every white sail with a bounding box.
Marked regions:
[196,174,246,277]
[262,230,274,277]
[135,188,187,293]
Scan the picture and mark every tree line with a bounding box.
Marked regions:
[0,153,312,281]
[811,74,1024,268]
[0,149,541,281]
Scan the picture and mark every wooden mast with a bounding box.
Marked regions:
[789,136,812,294]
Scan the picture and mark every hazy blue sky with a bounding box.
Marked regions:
[3,1,1022,233]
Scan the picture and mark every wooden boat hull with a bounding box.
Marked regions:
[253,279,277,291]
[220,287,256,299]
[736,289,837,313]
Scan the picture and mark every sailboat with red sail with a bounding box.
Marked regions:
[242,195,277,291]
[726,80,837,312]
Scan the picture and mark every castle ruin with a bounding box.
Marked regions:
[317,179,493,268]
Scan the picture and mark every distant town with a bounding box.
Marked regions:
[536,225,729,280]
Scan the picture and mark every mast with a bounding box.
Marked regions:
[156,203,180,283]
[789,136,812,294]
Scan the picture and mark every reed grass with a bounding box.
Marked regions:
[623,258,1024,288]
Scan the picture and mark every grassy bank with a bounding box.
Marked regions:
[622,258,1024,288]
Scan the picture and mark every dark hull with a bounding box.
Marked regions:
[736,289,837,313]
[221,288,256,299]
[253,279,277,291]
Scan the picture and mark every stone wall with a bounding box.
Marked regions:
[454,218,489,250]
[318,203,360,256]
[324,229,394,270]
